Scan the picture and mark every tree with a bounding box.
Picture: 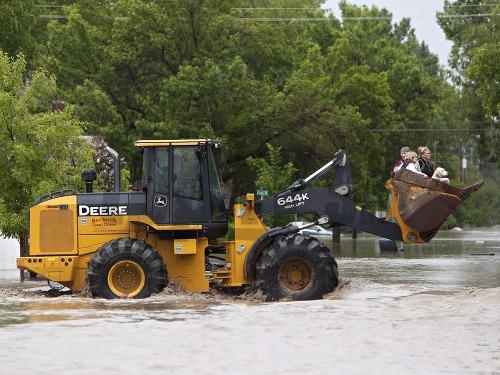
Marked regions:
[0,0,37,61]
[34,0,490,219]
[247,143,297,226]
[467,42,500,118]
[247,143,297,196]
[0,52,94,247]
[438,1,499,172]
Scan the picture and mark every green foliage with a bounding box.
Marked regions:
[0,52,94,239]
[40,2,443,202]
[453,178,500,227]
[247,143,297,195]
[440,213,458,230]
[89,136,131,192]
[467,42,500,118]
[0,0,37,63]
[246,143,297,227]
[2,0,493,228]
[437,0,499,173]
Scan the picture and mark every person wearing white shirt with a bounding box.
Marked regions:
[396,151,427,176]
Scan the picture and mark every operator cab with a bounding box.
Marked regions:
[136,139,228,238]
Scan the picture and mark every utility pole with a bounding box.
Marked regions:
[460,146,467,183]
[434,140,438,167]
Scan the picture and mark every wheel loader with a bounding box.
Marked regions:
[17,139,484,300]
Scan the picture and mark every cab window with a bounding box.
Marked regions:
[207,148,227,222]
[154,147,170,194]
[173,147,202,200]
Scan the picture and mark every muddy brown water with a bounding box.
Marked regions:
[0,227,499,374]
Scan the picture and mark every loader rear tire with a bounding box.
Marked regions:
[87,239,167,299]
[255,234,339,301]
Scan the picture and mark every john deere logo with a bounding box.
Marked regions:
[78,205,127,216]
[154,195,167,207]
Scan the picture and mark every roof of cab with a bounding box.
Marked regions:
[134,139,218,147]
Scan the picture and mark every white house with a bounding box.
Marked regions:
[0,236,19,270]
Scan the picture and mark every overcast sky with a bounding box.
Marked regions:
[321,0,452,68]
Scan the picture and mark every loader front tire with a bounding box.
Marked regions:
[87,239,167,299]
[255,234,339,301]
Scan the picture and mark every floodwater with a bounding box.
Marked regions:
[0,227,499,374]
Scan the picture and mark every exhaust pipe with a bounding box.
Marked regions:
[106,146,121,192]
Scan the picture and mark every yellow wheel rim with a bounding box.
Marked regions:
[107,260,146,298]
[278,258,314,292]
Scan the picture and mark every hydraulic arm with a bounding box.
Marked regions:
[255,150,403,241]
[255,150,483,244]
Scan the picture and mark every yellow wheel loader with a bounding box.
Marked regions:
[17,139,483,300]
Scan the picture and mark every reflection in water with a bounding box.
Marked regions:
[328,226,499,259]
[0,296,222,327]
[325,227,500,291]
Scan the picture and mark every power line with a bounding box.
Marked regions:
[233,5,499,10]
[436,13,497,18]
[235,14,496,22]
[233,8,323,11]
[444,3,499,7]
[39,15,67,19]
[404,122,495,124]
[236,17,391,22]
[233,6,497,19]
[367,128,498,132]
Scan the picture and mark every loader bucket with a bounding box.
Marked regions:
[385,169,484,243]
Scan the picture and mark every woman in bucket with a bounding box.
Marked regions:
[417,146,434,177]
[397,151,427,176]
[390,146,410,178]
